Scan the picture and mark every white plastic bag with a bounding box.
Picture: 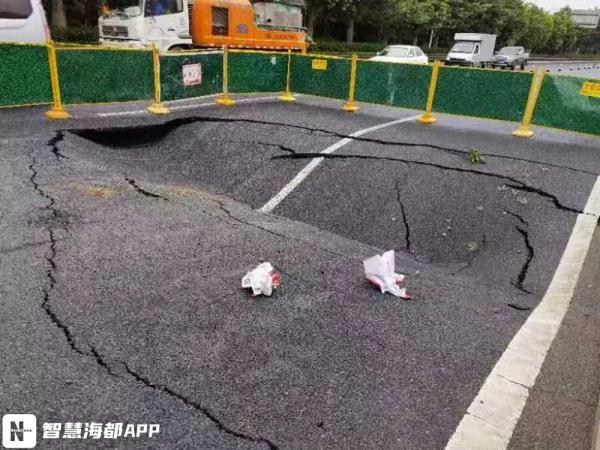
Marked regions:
[241,262,281,297]
[363,250,412,299]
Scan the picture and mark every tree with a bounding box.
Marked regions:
[52,0,68,30]
[306,0,337,37]
[516,4,551,52]
[547,8,577,53]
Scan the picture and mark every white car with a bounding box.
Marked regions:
[0,0,50,44]
[370,45,429,65]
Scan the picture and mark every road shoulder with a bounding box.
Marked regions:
[509,222,600,450]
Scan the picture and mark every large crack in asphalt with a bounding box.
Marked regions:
[272,152,583,214]
[505,210,534,295]
[123,363,278,450]
[514,226,535,294]
[29,157,87,357]
[48,130,69,161]
[27,138,279,450]
[126,177,168,200]
[67,116,598,176]
[210,197,352,261]
[393,180,412,255]
[73,117,572,293]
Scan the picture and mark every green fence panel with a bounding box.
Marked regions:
[56,48,153,105]
[434,67,533,123]
[533,75,600,136]
[160,52,223,101]
[290,55,350,100]
[228,52,287,93]
[0,44,52,107]
[355,61,431,111]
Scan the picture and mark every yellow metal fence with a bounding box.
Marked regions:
[0,40,598,138]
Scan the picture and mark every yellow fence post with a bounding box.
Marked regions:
[147,45,170,115]
[513,67,546,138]
[343,53,360,112]
[418,60,441,124]
[279,49,296,102]
[45,41,70,120]
[216,46,236,106]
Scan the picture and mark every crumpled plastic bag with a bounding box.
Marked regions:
[241,262,281,297]
[363,250,412,299]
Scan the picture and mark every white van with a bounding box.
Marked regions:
[0,0,50,44]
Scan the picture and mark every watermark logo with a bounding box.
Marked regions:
[2,416,159,448]
[2,414,37,449]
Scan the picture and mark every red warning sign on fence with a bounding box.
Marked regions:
[580,81,600,99]
[183,63,202,87]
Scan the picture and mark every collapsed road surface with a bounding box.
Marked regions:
[1,97,599,449]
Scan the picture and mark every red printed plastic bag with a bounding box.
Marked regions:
[363,250,412,299]
[241,263,281,297]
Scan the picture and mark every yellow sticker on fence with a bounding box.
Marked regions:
[312,59,328,71]
[580,81,600,98]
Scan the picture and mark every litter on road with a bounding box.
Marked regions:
[363,250,413,300]
[242,262,281,297]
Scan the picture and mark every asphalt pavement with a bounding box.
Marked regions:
[1,97,599,449]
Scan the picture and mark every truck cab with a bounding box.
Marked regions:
[446,33,497,68]
[99,0,193,51]
[0,0,49,44]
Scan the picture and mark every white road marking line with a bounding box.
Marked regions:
[446,176,600,450]
[96,110,147,117]
[259,114,421,214]
[96,96,278,117]
[165,93,219,104]
[584,176,600,216]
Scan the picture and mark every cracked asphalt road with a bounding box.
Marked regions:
[1,98,599,449]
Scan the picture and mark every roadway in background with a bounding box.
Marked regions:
[527,60,600,78]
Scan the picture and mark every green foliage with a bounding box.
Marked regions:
[51,25,98,43]
[517,5,579,53]
[307,0,590,55]
[310,38,385,54]
[467,148,485,164]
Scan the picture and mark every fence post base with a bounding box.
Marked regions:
[417,112,438,124]
[278,92,296,102]
[512,125,534,138]
[45,106,70,120]
[343,101,360,112]
[147,102,170,115]
[216,95,236,106]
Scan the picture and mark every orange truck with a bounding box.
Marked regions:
[99,0,308,52]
